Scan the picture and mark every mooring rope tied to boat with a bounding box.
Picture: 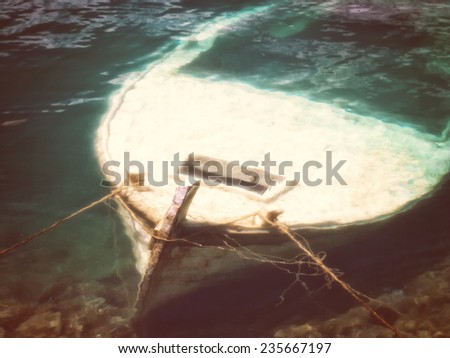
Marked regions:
[218,217,404,337]
[0,186,404,337]
[0,188,123,256]
[123,188,404,337]
[258,216,404,338]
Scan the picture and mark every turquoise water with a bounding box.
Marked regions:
[0,0,449,337]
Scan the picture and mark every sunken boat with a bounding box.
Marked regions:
[96,7,450,336]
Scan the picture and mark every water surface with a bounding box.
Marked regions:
[0,0,449,337]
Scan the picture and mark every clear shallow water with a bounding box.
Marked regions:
[0,0,449,337]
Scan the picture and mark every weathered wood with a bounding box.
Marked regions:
[134,182,200,320]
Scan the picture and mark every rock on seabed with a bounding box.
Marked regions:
[15,311,62,338]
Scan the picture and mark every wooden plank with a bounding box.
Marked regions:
[134,182,200,320]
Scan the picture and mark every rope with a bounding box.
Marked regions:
[0,187,405,337]
[260,215,404,338]
[0,188,122,256]
[124,203,404,337]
